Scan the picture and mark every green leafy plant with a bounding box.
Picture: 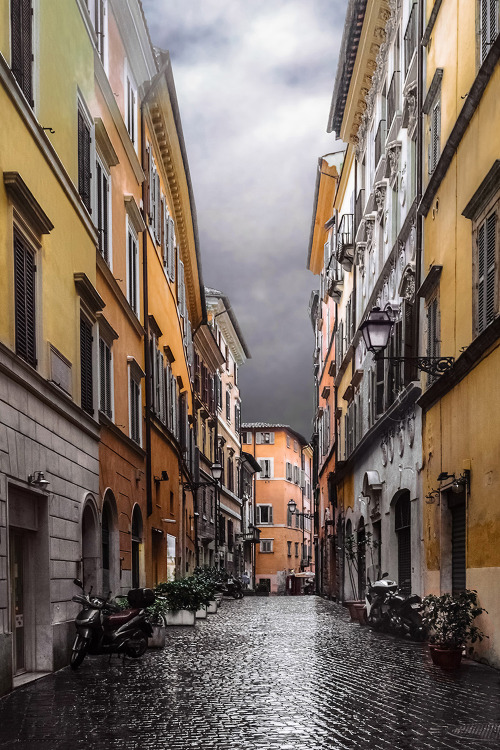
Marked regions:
[421,589,488,653]
[155,578,207,613]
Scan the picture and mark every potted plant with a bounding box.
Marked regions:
[421,589,487,670]
[343,534,364,622]
[192,569,219,616]
[155,578,206,626]
[146,596,169,647]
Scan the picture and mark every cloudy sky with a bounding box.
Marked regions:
[142,0,345,438]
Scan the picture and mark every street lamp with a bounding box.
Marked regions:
[287,499,314,572]
[360,306,455,377]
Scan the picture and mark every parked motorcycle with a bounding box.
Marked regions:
[217,576,244,599]
[70,579,155,669]
[365,573,426,641]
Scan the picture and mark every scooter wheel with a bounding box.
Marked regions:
[125,635,148,659]
[409,624,427,642]
[70,636,88,670]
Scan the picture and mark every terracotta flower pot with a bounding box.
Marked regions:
[429,644,463,670]
[345,600,364,622]
[352,602,367,625]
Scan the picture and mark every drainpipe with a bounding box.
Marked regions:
[141,103,153,518]
[415,0,424,347]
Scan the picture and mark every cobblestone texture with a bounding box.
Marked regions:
[1,597,500,749]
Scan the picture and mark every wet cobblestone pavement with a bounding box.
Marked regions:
[1,597,500,749]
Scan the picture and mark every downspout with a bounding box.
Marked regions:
[252,429,257,591]
[141,102,153,518]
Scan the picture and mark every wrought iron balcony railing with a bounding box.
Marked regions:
[337,213,354,270]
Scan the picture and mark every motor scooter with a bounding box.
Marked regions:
[70,579,155,669]
[365,573,426,641]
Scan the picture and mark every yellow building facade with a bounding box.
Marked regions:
[419,0,500,666]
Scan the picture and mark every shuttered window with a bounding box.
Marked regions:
[99,338,112,418]
[80,316,94,415]
[96,160,109,262]
[481,0,499,62]
[129,376,141,444]
[127,227,139,314]
[428,99,440,174]
[11,0,33,107]
[14,231,36,367]
[395,492,412,597]
[477,212,496,333]
[78,109,92,213]
[126,73,137,147]
[426,296,440,384]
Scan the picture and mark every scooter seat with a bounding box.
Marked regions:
[105,608,141,629]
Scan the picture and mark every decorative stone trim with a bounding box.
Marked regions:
[374,180,387,218]
[399,262,416,302]
[4,172,53,235]
[386,141,401,187]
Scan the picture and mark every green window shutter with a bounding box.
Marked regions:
[80,317,93,415]
[11,0,33,106]
[14,232,36,367]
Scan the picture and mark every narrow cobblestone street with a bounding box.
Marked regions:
[1,597,500,750]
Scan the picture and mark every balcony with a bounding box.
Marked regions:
[238,526,261,544]
[337,213,354,270]
[326,264,344,301]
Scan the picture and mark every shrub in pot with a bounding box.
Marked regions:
[421,589,487,670]
[155,578,206,613]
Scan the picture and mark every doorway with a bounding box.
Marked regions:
[395,491,411,596]
[10,530,31,675]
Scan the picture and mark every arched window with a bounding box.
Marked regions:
[131,505,143,589]
[395,491,411,596]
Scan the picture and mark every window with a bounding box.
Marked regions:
[78,105,92,214]
[227,456,234,492]
[227,520,234,552]
[127,224,139,314]
[428,96,441,174]
[13,230,37,367]
[125,64,137,148]
[426,294,440,385]
[294,440,298,453]
[256,505,273,524]
[226,388,231,422]
[286,434,290,448]
[80,315,94,415]
[404,3,417,77]
[92,0,107,65]
[286,462,293,482]
[476,210,497,334]
[99,337,112,418]
[241,431,252,445]
[256,431,274,444]
[293,465,300,485]
[295,542,299,557]
[481,0,499,63]
[258,459,272,479]
[287,541,292,556]
[287,507,293,526]
[11,0,33,106]
[234,403,241,433]
[96,158,110,263]
[260,539,273,553]
[129,373,141,445]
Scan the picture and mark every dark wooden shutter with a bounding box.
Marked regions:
[78,110,92,213]
[101,170,109,261]
[14,232,36,366]
[395,493,412,596]
[11,0,33,107]
[80,317,93,414]
[477,214,496,333]
[451,501,466,594]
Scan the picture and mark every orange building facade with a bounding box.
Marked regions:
[242,424,313,595]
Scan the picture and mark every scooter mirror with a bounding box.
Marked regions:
[382,572,389,578]
[73,578,83,588]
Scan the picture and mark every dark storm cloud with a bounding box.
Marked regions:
[142,0,345,437]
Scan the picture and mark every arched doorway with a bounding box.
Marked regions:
[101,490,119,594]
[131,505,143,589]
[395,491,411,596]
[82,497,99,592]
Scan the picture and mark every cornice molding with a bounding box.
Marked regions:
[3,171,53,235]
